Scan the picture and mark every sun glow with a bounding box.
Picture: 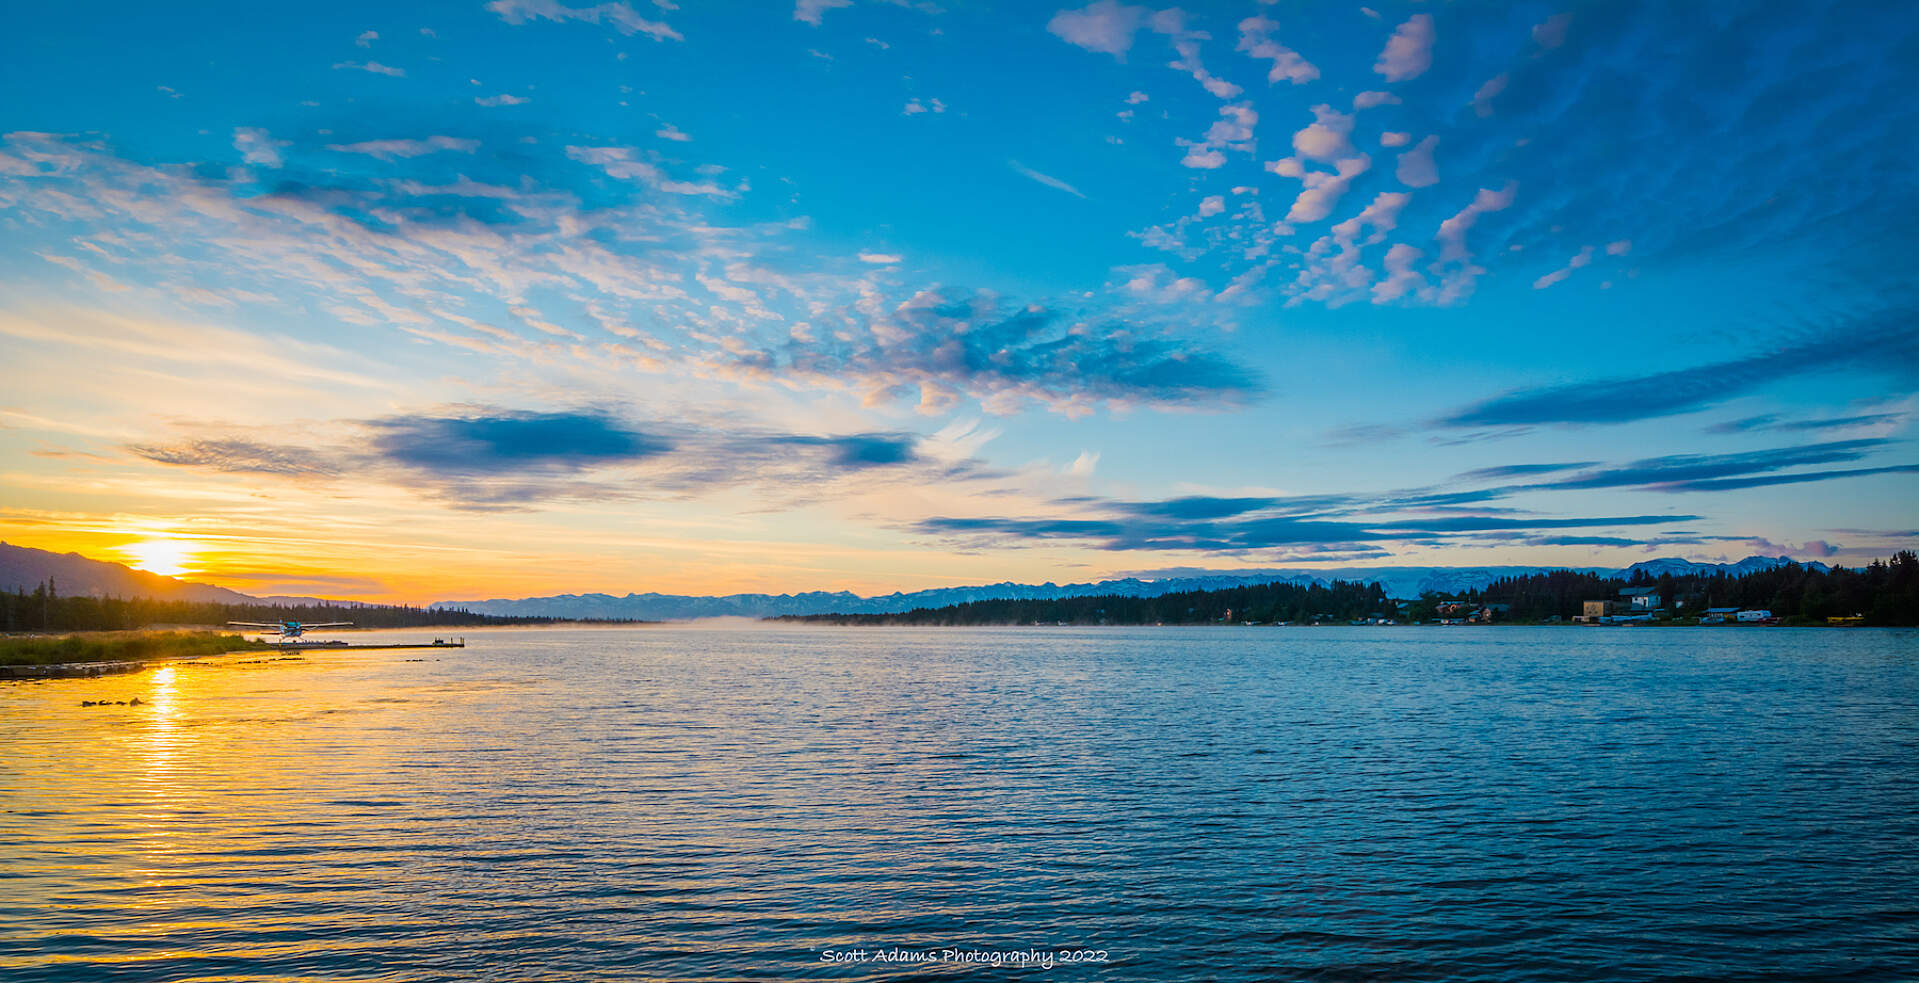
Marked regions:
[123,539,196,578]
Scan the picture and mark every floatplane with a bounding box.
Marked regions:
[227,620,466,651]
[228,620,353,645]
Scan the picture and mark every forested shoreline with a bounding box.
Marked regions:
[1,585,637,633]
[777,553,1919,627]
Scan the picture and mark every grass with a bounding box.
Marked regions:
[0,630,271,666]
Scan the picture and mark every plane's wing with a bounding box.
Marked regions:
[303,622,354,629]
[227,622,283,628]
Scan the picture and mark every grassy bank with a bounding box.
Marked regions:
[0,631,270,666]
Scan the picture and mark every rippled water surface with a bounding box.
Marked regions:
[4,626,1918,981]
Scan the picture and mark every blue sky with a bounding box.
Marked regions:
[0,0,1914,599]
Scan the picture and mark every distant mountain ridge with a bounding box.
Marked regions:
[0,541,1834,620]
[434,555,1831,621]
[0,542,368,608]
[0,541,257,604]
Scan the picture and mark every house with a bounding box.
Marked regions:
[1700,606,1739,625]
[1619,587,1662,610]
[1578,599,1618,622]
[1467,603,1509,623]
[1736,609,1774,622]
[1704,602,1750,625]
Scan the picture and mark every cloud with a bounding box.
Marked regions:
[1453,461,1599,482]
[1437,317,1919,427]
[771,433,919,468]
[1009,160,1086,198]
[1379,131,1410,148]
[332,61,406,76]
[903,98,947,115]
[1236,16,1319,85]
[1050,4,1240,99]
[655,123,690,141]
[566,144,735,197]
[7,132,1220,431]
[1352,91,1399,110]
[1511,439,1896,491]
[233,127,289,168]
[794,0,853,26]
[132,409,956,510]
[1431,181,1517,304]
[1651,464,1919,493]
[916,499,1702,554]
[128,438,340,476]
[1374,13,1434,82]
[1181,147,1225,169]
[1047,1,1148,58]
[1290,104,1354,162]
[1154,9,1242,99]
[1370,242,1427,303]
[1178,101,1258,170]
[858,252,902,264]
[486,0,682,40]
[1198,195,1225,218]
[355,30,378,47]
[1532,245,1595,289]
[371,410,671,476]
[327,136,480,160]
[1471,74,1508,117]
[1532,12,1572,49]
[912,434,1905,557]
[1708,411,1906,435]
[719,287,1262,416]
[476,94,530,107]
[1278,153,1370,224]
[1394,134,1438,187]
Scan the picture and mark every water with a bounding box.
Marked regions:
[3,626,1917,981]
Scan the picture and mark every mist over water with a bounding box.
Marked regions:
[3,626,1917,981]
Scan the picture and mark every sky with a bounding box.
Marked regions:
[0,0,1915,602]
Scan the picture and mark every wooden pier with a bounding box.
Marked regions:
[273,639,466,651]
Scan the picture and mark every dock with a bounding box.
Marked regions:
[272,639,466,651]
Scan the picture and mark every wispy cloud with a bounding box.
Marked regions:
[1439,317,1919,427]
[1008,160,1086,198]
[130,408,961,511]
[486,0,682,41]
[794,0,853,27]
[232,127,289,168]
[326,136,480,159]
[332,61,406,76]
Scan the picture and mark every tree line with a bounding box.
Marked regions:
[1,581,622,633]
[1457,551,1919,625]
[778,552,1919,627]
[777,579,1393,626]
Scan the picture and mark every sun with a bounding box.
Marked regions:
[123,539,196,578]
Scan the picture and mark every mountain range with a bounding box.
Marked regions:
[0,540,1832,621]
[431,556,1830,621]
